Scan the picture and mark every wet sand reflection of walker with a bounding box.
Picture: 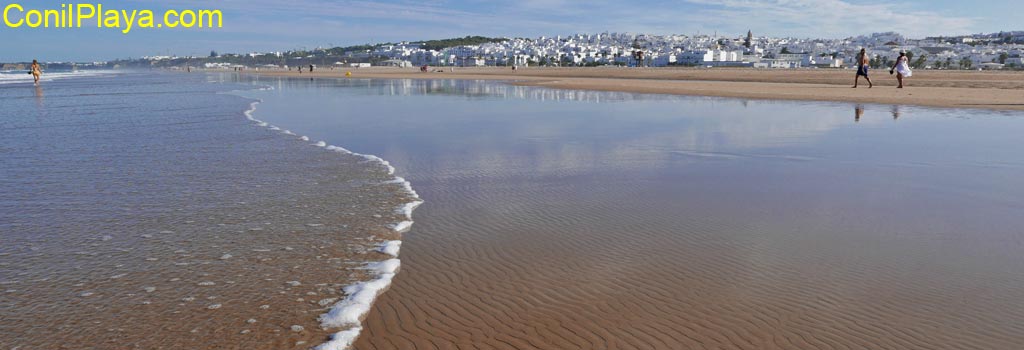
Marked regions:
[854,105,902,122]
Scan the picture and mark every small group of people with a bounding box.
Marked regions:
[853,48,912,89]
[296,64,315,74]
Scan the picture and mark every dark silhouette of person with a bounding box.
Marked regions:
[852,48,872,88]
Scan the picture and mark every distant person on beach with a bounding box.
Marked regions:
[31,59,42,84]
[852,49,872,88]
[891,51,912,88]
[309,64,314,72]
[298,66,302,74]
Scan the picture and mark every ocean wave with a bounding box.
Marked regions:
[239,90,421,350]
[0,70,118,85]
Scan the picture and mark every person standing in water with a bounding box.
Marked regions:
[30,59,42,84]
[891,51,912,88]
[852,48,872,88]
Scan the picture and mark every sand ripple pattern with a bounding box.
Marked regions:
[354,170,1024,349]
[227,77,1024,350]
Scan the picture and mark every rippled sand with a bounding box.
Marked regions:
[0,74,416,349]
[234,78,1024,350]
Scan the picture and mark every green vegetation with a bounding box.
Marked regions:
[870,55,892,69]
[959,57,973,70]
[911,54,928,69]
[420,36,508,51]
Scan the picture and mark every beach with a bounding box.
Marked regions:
[236,77,1024,350]
[0,73,419,350]
[4,71,1024,349]
[250,67,1024,111]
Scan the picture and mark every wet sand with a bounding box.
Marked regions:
[250,67,1024,111]
[0,73,418,349]
[236,77,1024,350]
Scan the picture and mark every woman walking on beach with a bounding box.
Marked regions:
[891,51,912,88]
[30,60,42,84]
[852,49,872,88]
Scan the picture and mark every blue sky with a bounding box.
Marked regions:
[0,0,1016,62]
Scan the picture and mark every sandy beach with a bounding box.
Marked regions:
[249,67,1024,111]
[235,77,1024,350]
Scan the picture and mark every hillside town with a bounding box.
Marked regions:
[349,31,1024,70]
[14,31,1023,71]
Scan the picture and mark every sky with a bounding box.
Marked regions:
[0,0,1017,62]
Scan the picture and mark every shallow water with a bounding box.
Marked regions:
[237,77,1024,349]
[0,73,413,350]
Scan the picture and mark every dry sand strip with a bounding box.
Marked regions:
[247,67,1024,111]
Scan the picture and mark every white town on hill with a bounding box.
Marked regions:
[146,31,1024,71]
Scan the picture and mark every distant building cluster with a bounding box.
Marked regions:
[330,31,1024,70]
[44,30,1023,71]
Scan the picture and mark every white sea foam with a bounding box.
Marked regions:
[314,327,362,350]
[325,145,352,154]
[385,177,421,200]
[397,201,423,220]
[0,70,118,85]
[391,221,414,233]
[377,241,401,257]
[319,259,400,329]
[239,91,423,350]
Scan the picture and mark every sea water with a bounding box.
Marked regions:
[0,72,418,350]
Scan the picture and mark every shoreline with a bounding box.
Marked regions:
[242,67,1024,111]
[239,92,423,350]
[1,73,425,350]
[205,76,1024,350]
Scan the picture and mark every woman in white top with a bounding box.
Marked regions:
[890,51,912,88]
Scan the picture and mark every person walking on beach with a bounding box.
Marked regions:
[309,64,314,73]
[30,59,42,84]
[852,49,872,88]
[891,51,912,88]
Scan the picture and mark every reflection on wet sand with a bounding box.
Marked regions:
[237,76,1024,350]
[33,85,43,106]
[854,104,902,123]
